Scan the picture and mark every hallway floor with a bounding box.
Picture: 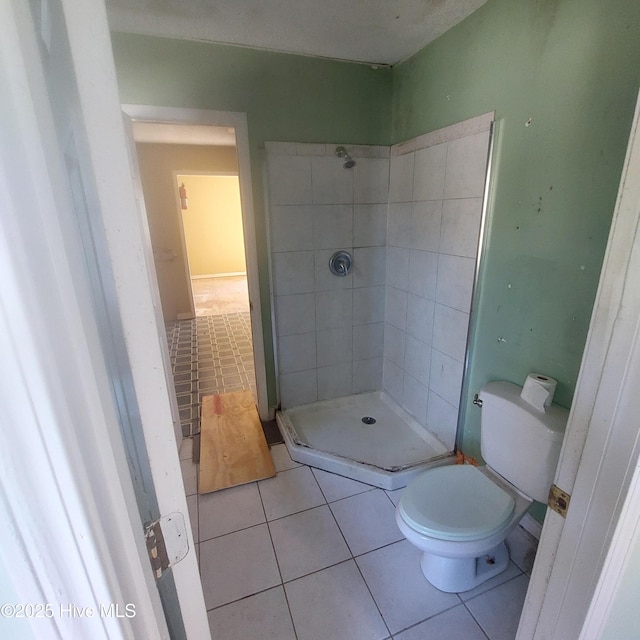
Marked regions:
[167,312,256,437]
[180,441,538,640]
[191,275,250,316]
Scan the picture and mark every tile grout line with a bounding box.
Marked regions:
[257,476,301,640]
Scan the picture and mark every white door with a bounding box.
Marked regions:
[0,0,210,637]
[517,89,640,638]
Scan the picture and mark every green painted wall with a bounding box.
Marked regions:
[392,0,640,476]
[111,34,393,405]
[111,1,640,459]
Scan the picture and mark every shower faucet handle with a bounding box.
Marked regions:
[329,251,352,277]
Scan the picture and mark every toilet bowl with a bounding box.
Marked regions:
[395,380,569,593]
[395,464,531,592]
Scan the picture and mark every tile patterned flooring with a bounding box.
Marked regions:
[179,441,538,640]
[167,313,257,437]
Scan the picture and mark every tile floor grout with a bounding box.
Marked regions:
[173,314,536,639]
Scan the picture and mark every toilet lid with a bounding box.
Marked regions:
[398,465,515,541]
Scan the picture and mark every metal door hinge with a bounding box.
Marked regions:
[548,484,571,518]
[145,512,189,579]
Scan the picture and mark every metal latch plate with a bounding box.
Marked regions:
[548,484,571,518]
[145,512,189,579]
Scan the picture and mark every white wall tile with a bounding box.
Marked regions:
[279,369,317,408]
[443,131,490,199]
[404,335,431,387]
[406,294,435,345]
[440,198,483,258]
[270,205,314,252]
[316,327,352,367]
[353,246,386,287]
[318,363,353,400]
[313,204,353,249]
[402,373,429,425]
[316,289,353,330]
[429,349,464,408]
[383,358,405,404]
[314,249,353,291]
[278,332,316,373]
[354,157,389,204]
[352,322,384,361]
[273,251,315,295]
[408,250,438,300]
[413,142,447,201]
[387,202,412,247]
[352,286,385,325]
[385,286,407,330]
[354,204,387,247]
[386,246,410,290]
[383,324,406,368]
[426,391,458,450]
[389,152,415,203]
[275,293,315,336]
[312,156,354,204]
[268,155,312,205]
[409,200,442,252]
[432,303,469,362]
[435,254,476,312]
[352,357,383,393]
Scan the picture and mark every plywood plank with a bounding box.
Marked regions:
[199,390,275,494]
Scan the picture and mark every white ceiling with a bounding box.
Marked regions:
[106,0,487,66]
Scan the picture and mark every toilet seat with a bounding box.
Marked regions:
[398,465,515,542]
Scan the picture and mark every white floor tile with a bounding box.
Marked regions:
[285,560,389,640]
[179,436,193,461]
[199,524,281,609]
[464,574,530,640]
[269,443,302,472]
[506,525,538,575]
[330,489,403,556]
[311,467,375,502]
[259,466,325,521]
[457,560,522,602]
[269,505,351,581]
[357,540,459,634]
[199,482,265,541]
[207,586,296,640]
[181,459,198,496]
[393,604,486,640]
[186,494,198,543]
[385,488,404,506]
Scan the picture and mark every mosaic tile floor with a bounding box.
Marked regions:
[166,312,257,437]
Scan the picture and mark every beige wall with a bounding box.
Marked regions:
[136,143,239,320]
[178,174,245,277]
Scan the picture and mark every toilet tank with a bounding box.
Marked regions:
[479,381,569,503]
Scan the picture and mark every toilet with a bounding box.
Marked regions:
[395,380,568,593]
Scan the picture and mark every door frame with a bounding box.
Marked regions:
[1,0,209,637]
[123,105,270,421]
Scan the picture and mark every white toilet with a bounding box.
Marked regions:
[396,380,568,593]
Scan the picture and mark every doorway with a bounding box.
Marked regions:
[123,106,269,423]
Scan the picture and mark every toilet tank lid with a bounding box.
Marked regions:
[479,381,569,442]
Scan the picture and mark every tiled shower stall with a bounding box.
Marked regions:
[267,113,492,450]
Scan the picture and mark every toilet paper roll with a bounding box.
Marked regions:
[520,373,557,412]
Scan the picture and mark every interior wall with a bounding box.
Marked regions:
[178,174,245,277]
[136,143,238,320]
[266,143,389,408]
[391,0,640,460]
[113,34,393,407]
[112,0,639,419]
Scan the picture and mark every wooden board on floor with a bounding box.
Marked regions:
[199,390,275,494]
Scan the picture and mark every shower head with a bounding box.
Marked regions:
[335,145,356,169]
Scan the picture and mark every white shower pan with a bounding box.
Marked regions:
[276,391,454,490]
